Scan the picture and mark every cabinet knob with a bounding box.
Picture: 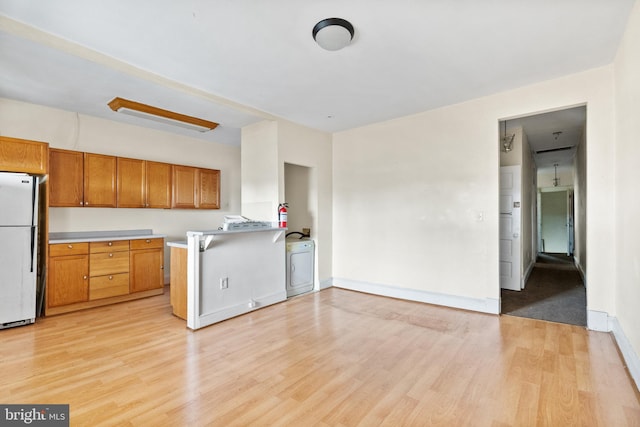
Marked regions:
[108,242,113,246]
[80,202,83,206]
[109,253,113,257]
[85,202,88,206]
[83,275,87,280]
[67,244,73,249]
[109,275,113,280]
[146,239,151,243]
[161,265,164,270]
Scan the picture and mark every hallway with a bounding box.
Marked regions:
[501,253,586,326]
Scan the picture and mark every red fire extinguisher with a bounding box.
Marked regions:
[278,203,288,228]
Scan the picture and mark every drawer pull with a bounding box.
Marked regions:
[67,244,73,249]
[146,239,151,243]
[108,242,113,246]
[109,253,113,257]
[109,275,113,280]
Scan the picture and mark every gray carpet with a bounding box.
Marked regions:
[501,253,587,326]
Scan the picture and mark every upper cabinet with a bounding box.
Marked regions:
[172,165,197,209]
[172,165,220,209]
[49,150,116,207]
[0,136,49,174]
[49,149,84,207]
[145,161,172,208]
[49,148,217,210]
[117,158,172,208]
[198,168,220,209]
[84,153,117,207]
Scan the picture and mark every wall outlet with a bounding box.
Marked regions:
[302,227,311,236]
[220,277,228,289]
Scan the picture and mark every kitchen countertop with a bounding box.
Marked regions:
[167,241,187,249]
[49,229,166,244]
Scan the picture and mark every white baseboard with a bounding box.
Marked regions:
[574,259,586,284]
[522,260,535,289]
[332,278,500,314]
[319,278,333,290]
[587,309,609,331]
[609,316,640,392]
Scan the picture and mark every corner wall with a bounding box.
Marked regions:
[332,66,615,316]
[613,0,640,386]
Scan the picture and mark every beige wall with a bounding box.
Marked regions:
[333,66,615,313]
[241,119,333,286]
[613,0,640,363]
[0,97,242,279]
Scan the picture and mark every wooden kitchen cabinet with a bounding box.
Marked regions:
[84,153,117,207]
[49,150,117,207]
[0,136,49,174]
[46,237,164,315]
[171,165,220,209]
[172,165,197,208]
[49,149,84,207]
[197,168,220,209]
[117,157,146,208]
[130,238,164,293]
[145,161,172,208]
[117,159,172,208]
[47,243,89,307]
[89,240,129,300]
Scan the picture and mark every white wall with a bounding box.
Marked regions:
[0,98,242,279]
[241,119,333,287]
[333,66,615,316]
[613,0,640,378]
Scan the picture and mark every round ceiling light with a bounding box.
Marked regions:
[312,18,355,51]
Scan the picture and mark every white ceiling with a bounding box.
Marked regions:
[0,0,634,150]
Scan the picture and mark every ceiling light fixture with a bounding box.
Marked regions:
[501,120,515,152]
[107,97,218,132]
[312,18,354,51]
[553,163,560,187]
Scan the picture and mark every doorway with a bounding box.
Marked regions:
[499,106,587,326]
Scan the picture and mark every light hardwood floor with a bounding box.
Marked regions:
[1,287,639,426]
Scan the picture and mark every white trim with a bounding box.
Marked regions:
[587,309,609,331]
[522,259,535,289]
[574,258,586,284]
[610,317,640,392]
[333,278,500,314]
[319,278,333,290]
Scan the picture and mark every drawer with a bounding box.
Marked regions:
[49,242,89,257]
[90,273,129,300]
[90,251,129,276]
[130,238,164,250]
[90,240,130,253]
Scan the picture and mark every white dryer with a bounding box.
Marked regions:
[286,238,315,297]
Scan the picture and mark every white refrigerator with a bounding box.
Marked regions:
[0,172,39,329]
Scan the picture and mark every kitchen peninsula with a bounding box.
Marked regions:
[168,227,286,330]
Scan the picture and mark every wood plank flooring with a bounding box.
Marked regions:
[1,287,639,426]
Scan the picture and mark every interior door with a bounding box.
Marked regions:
[500,166,522,291]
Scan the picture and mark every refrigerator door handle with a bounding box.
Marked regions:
[30,226,36,273]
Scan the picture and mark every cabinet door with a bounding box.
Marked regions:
[146,161,172,208]
[130,248,164,293]
[0,136,48,174]
[48,255,89,307]
[49,149,84,207]
[172,165,197,209]
[84,153,117,207]
[117,157,146,208]
[197,168,220,209]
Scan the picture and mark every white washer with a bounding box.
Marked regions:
[286,238,315,297]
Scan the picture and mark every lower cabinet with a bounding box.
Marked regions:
[47,243,89,307]
[130,238,164,293]
[46,238,164,315]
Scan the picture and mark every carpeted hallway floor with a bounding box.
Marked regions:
[501,253,587,326]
